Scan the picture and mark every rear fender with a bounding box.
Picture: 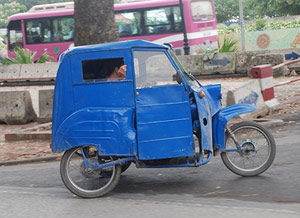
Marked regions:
[212,104,257,151]
[51,107,136,155]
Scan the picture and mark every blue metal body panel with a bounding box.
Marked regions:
[51,108,136,155]
[191,84,222,152]
[52,56,75,141]
[136,84,194,160]
[212,104,257,150]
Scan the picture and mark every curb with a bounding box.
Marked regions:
[5,132,51,141]
[0,155,61,166]
[254,119,285,128]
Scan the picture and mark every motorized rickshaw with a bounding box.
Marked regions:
[51,40,276,198]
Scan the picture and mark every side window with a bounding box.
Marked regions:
[82,58,126,82]
[53,17,74,42]
[144,8,172,34]
[25,19,51,44]
[133,51,177,88]
[115,12,141,37]
[8,20,23,51]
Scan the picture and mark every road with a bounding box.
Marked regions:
[0,122,300,218]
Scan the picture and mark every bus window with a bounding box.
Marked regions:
[53,17,74,42]
[144,8,172,34]
[191,0,214,22]
[8,20,23,51]
[173,7,183,32]
[25,19,51,44]
[116,12,141,37]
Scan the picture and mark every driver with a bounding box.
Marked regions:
[107,59,127,81]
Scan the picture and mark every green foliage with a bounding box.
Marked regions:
[0,44,7,50]
[218,36,239,52]
[218,19,300,34]
[2,48,35,64]
[216,0,300,22]
[217,23,241,34]
[215,0,240,23]
[36,52,55,63]
[1,48,54,64]
[0,2,27,28]
[255,19,267,30]
[0,34,7,41]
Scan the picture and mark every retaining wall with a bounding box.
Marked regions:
[0,62,58,81]
[0,91,37,124]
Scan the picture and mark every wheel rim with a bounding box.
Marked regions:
[225,125,271,172]
[65,146,116,193]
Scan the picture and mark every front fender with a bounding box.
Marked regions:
[212,104,257,150]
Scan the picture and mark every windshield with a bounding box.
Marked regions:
[191,0,214,22]
[133,50,178,88]
[168,50,199,87]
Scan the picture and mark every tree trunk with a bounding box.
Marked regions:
[74,0,119,46]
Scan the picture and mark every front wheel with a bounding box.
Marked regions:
[221,121,276,177]
[60,146,121,198]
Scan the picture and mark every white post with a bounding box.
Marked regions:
[239,0,246,52]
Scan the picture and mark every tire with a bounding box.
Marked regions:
[221,121,276,177]
[60,146,121,198]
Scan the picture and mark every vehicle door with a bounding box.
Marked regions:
[133,49,194,160]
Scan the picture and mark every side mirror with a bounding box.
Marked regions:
[176,71,183,84]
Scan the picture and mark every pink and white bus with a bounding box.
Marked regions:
[7,0,218,60]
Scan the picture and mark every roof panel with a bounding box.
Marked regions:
[66,40,167,56]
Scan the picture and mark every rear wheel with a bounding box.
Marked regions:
[221,121,276,177]
[60,146,121,198]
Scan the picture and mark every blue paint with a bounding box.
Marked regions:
[211,57,230,66]
[285,52,300,60]
[136,85,194,160]
[238,91,259,106]
[52,39,258,168]
[212,104,257,151]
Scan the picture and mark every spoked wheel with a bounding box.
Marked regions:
[60,146,121,198]
[221,121,276,177]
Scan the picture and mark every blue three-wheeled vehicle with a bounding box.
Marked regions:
[51,40,276,198]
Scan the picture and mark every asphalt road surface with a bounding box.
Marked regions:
[0,122,300,218]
